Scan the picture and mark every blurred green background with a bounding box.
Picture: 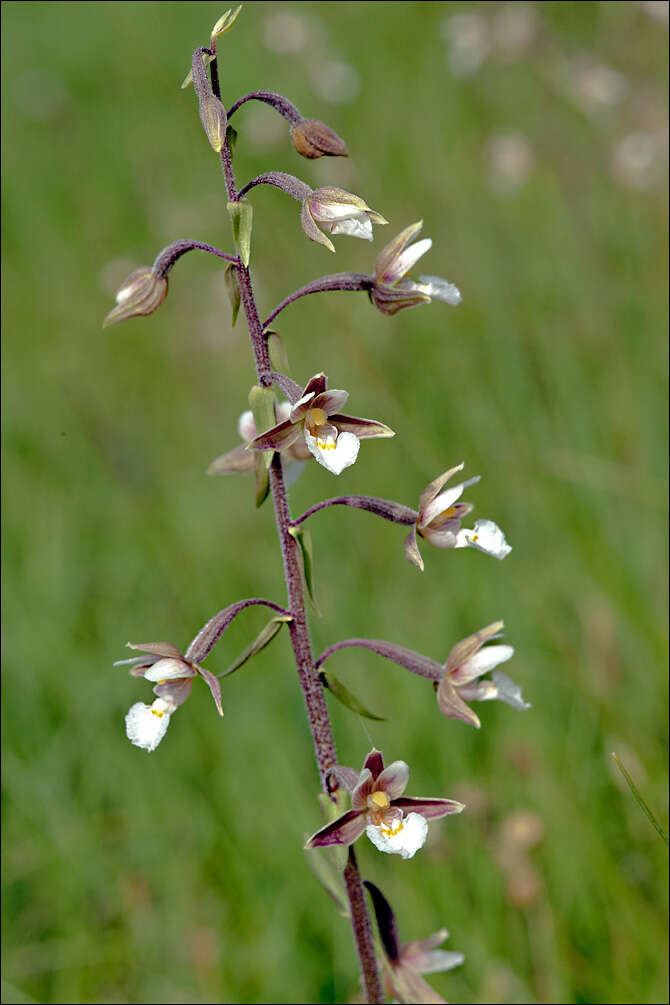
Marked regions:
[2,3,668,1003]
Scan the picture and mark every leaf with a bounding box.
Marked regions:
[317,791,349,870]
[304,848,350,916]
[612,752,669,846]
[224,263,241,327]
[289,525,319,612]
[249,384,277,475]
[266,330,290,375]
[253,453,270,508]
[220,615,292,678]
[227,199,253,267]
[226,124,238,156]
[319,670,388,721]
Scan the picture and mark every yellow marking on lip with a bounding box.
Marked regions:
[316,439,337,451]
[381,819,404,837]
[151,708,166,718]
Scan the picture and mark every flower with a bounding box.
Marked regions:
[290,117,349,159]
[437,621,530,729]
[249,373,394,476]
[103,267,168,327]
[208,403,311,487]
[117,641,223,752]
[364,880,464,1005]
[305,749,464,859]
[404,462,511,570]
[370,221,462,315]
[301,186,387,253]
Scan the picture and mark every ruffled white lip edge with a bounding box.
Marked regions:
[125,698,174,752]
[455,519,512,559]
[366,812,428,859]
[304,428,360,475]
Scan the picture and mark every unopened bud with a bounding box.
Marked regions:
[103,267,168,328]
[211,5,243,45]
[290,118,349,159]
[199,93,228,152]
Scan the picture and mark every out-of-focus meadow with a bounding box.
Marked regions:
[2,2,668,1003]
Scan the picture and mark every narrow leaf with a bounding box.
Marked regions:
[226,124,238,156]
[319,670,388,721]
[289,525,319,613]
[227,199,253,266]
[224,263,240,326]
[612,752,669,846]
[220,616,292,678]
[317,790,349,871]
[249,385,277,470]
[304,848,350,916]
[266,330,290,375]
[253,453,270,507]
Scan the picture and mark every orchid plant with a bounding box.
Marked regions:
[106,9,529,1003]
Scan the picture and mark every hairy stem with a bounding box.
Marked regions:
[264,273,374,328]
[213,59,383,1005]
[153,239,237,277]
[291,495,418,529]
[227,89,302,125]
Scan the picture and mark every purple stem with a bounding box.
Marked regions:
[227,89,302,125]
[316,638,444,680]
[191,46,214,102]
[291,495,418,529]
[238,171,311,203]
[186,598,290,663]
[212,58,383,1004]
[263,273,374,328]
[153,240,237,278]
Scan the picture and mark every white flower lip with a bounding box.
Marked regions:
[456,518,511,559]
[417,274,463,306]
[304,428,360,475]
[365,811,428,859]
[125,698,174,752]
[330,216,374,241]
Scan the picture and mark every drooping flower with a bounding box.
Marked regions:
[208,403,311,487]
[117,641,223,752]
[404,462,511,570]
[437,621,530,729]
[290,117,349,159]
[103,267,168,327]
[364,880,464,1005]
[249,373,394,476]
[301,186,387,253]
[370,221,462,315]
[305,749,464,859]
